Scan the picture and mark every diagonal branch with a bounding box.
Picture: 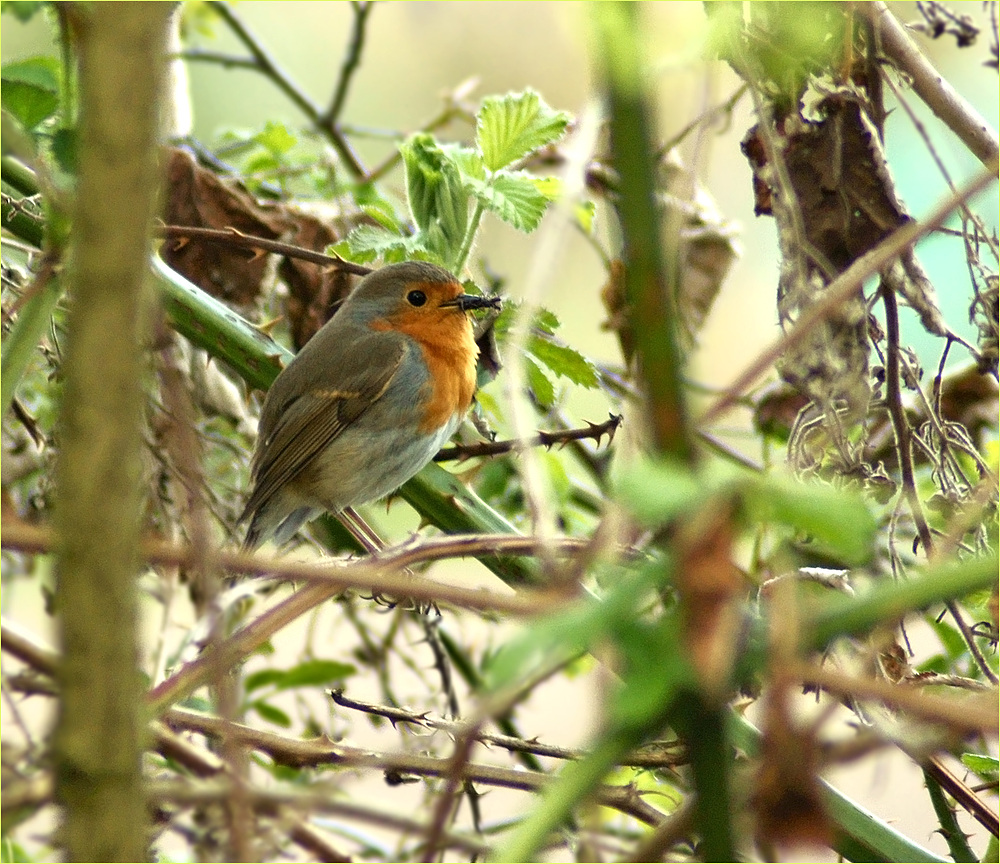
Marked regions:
[859,2,999,168]
[699,160,999,427]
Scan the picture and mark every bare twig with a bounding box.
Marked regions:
[860,2,1000,168]
[162,709,668,827]
[158,224,373,276]
[205,1,366,177]
[323,1,374,126]
[330,689,688,769]
[792,660,999,735]
[882,282,998,685]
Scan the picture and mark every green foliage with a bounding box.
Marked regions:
[1,56,59,130]
[332,88,571,273]
[477,88,570,171]
[244,659,356,728]
[617,457,877,566]
[961,753,999,786]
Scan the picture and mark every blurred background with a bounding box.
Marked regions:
[3,3,997,861]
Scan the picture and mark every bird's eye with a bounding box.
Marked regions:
[407,289,427,307]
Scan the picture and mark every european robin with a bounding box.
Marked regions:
[239,261,499,550]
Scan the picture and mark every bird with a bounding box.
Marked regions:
[239,260,499,550]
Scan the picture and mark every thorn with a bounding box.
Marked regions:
[258,315,284,336]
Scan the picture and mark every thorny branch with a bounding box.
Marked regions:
[329,689,687,769]
[435,413,623,462]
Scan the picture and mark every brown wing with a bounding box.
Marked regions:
[240,331,406,521]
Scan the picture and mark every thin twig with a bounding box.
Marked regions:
[323,1,374,126]
[330,689,688,768]
[881,282,998,684]
[158,224,373,276]
[206,1,366,177]
[162,709,667,827]
[791,660,998,735]
[860,2,1000,168]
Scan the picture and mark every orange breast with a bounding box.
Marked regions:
[371,295,479,434]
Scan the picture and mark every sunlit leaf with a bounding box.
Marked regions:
[476,88,570,171]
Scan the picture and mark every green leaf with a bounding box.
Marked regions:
[440,142,485,182]
[2,55,59,91]
[254,120,296,155]
[744,475,878,566]
[528,333,599,387]
[50,126,78,173]
[468,170,551,232]
[400,132,469,251]
[275,659,356,689]
[926,616,967,661]
[250,699,292,728]
[1,837,34,863]
[575,200,597,234]
[616,457,704,526]
[1,56,60,130]
[244,669,287,693]
[331,224,428,264]
[960,753,998,781]
[476,89,570,171]
[1,2,46,23]
[524,355,555,407]
[534,307,560,335]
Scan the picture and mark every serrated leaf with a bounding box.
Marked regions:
[275,659,356,689]
[251,699,292,728]
[528,333,599,388]
[332,224,428,264]
[476,89,570,171]
[359,203,404,233]
[469,171,550,232]
[440,142,485,182]
[534,307,560,335]
[524,356,555,407]
[531,175,562,200]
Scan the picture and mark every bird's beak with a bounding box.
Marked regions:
[442,293,503,313]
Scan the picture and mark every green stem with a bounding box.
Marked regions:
[807,553,1000,651]
[490,731,634,862]
[675,694,736,861]
[729,712,947,863]
[1,269,61,420]
[924,769,977,863]
[451,198,485,274]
